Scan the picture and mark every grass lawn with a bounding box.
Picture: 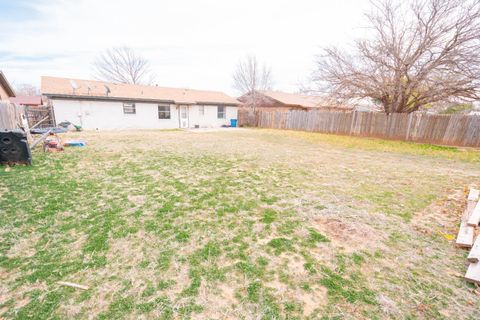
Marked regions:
[1,128,480,319]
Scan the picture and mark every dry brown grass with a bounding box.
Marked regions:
[1,128,480,319]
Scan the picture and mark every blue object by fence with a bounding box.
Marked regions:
[230,119,237,128]
[63,140,86,147]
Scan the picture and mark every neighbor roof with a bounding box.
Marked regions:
[259,90,327,108]
[0,71,16,98]
[11,95,42,106]
[41,76,239,105]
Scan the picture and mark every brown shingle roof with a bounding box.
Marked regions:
[11,95,42,106]
[254,90,353,110]
[259,90,327,108]
[41,76,239,105]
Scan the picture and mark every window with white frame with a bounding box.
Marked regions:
[217,106,226,119]
[198,105,205,116]
[158,104,171,119]
[123,102,136,114]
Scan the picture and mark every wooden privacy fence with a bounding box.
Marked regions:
[0,102,22,130]
[238,110,480,147]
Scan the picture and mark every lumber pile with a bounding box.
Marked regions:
[456,188,479,247]
[456,188,480,284]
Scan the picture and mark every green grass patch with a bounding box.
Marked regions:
[261,208,277,224]
[320,266,377,305]
[267,238,294,255]
[306,228,329,246]
[158,250,174,271]
[1,130,477,319]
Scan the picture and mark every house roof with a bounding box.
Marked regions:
[0,71,16,97]
[258,90,327,108]
[10,95,42,106]
[41,76,239,105]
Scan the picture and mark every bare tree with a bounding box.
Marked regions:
[233,55,272,94]
[93,47,155,85]
[15,83,39,96]
[314,0,480,114]
[296,78,317,95]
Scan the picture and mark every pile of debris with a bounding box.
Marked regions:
[1,101,85,165]
[1,128,86,165]
[456,188,480,283]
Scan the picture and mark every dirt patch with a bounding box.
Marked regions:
[128,195,146,205]
[106,230,159,265]
[296,286,328,315]
[0,281,48,311]
[0,281,10,306]
[311,217,385,253]
[0,306,8,317]
[57,298,83,319]
[411,188,467,239]
[72,279,122,318]
[284,256,309,277]
[65,232,87,258]
[194,282,239,319]
[377,294,401,318]
[265,279,328,316]
[6,234,40,259]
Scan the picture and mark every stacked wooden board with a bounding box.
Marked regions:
[456,188,480,283]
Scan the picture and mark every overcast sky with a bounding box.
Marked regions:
[0,0,372,95]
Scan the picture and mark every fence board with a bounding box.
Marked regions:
[238,109,480,148]
[0,102,20,130]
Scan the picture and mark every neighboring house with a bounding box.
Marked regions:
[10,95,43,107]
[238,90,353,112]
[346,97,383,112]
[0,71,16,102]
[41,76,239,130]
[421,101,479,115]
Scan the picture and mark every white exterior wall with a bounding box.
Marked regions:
[51,98,238,130]
[188,105,238,128]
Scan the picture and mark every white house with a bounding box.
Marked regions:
[41,76,239,130]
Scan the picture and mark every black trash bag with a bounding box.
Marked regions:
[0,130,32,165]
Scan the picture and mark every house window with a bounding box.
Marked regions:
[198,105,205,116]
[217,106,226,119]
[123,102,136,114]
[158,104,171,119]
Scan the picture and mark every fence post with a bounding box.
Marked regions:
[406,113,413,141]
[350,111,357,135]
